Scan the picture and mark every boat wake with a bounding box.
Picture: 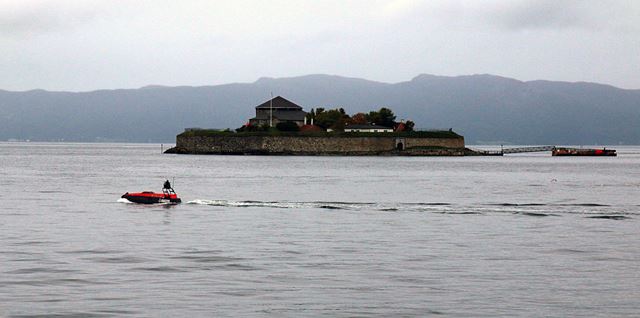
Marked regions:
[187,200,453,212]
[184,199,635,218]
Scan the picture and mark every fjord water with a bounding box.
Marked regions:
[2,142,639,317]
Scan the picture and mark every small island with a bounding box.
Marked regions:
[166,96,466,156]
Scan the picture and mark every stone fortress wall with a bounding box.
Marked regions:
[173,134,465,156]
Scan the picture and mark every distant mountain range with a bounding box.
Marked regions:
[1,74,639,144]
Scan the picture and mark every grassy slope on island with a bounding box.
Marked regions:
[178,129,462,139]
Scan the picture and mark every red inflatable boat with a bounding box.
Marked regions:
[121,180,182,204]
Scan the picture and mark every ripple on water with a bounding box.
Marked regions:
[84,256,149,264]
[489,203,547,207]
[131,266,187,273]
[5,268,80,275]
[171,255,244,263]
[169,252,258,271]
[515,212,558,217]
[58,249,124,255]
[564,203,611,207]
[586,215,631,220]
[548,248,591,254]
[10,241,56,246]
[318,205,346,210]
[9,312,117,318]
[434,211,483,215]
[1,278,100,287]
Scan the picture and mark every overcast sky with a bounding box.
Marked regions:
[2,0,639,91]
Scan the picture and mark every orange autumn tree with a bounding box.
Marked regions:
[349,113,368,125]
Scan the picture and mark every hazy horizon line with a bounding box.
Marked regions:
[1,73,636,93]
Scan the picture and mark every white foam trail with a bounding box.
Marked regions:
[185,200,437,211]
[117,198,133,204]
[127,198,636,216]
[187,199,226,206]
[187,200,310,209]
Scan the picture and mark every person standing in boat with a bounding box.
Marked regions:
[163,179,171,190]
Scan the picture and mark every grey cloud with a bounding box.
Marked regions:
[0,2,106,37]
[484,0,626,31]
[1,1,639,90]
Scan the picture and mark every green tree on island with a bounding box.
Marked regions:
[404,120,415,131]
[365,107,396,127]
[251,105,415,133]
[314,108,349,130]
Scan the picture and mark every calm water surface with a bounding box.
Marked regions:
[1,142,639,317]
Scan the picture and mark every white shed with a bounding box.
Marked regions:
[344,124,394,133]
